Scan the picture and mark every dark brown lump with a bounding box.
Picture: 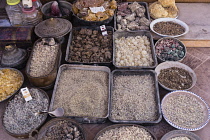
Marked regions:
[69,28,112,63]
[158,67,192,90]
[153,21,185,36]
[41,120,84,140]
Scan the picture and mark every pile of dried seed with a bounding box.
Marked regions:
[162,93,206,129]
[29,38,59,77]
[69,28,112,63]
[170,136,190,140]
[158,67,192,90]
[115,35,154,66]
[3,88,49,134]
[111,74,158,121]
[97,126,154,140]
[153,21,185,36]
[40,120,84,140]
[52,69,109,118]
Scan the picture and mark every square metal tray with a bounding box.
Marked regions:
[49,64,111,123]
[114,2,151,31]
[113,31,158,69]
[65,26,114,66]
[109,69,162,124]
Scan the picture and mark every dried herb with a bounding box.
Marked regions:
[153,21,185,36]
[158,67,192,90]
[41,120,84,140]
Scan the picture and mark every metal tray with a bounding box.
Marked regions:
[65,26,114,66]
[114,2,151,31]
[94,124,157,140]
[49,64,111,123]
[113,31,158,69]
[109,69,162,124]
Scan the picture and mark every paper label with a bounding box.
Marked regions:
[89,6,105,14]
[21,87,32,102]
[22,0,33,8]
[100,25,108,36]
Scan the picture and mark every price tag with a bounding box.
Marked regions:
[89,6,105,14]
[22,0,33,8]
[21,87,32,102]
[100,25,108,36]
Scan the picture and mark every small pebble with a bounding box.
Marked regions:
[155,38,185,61]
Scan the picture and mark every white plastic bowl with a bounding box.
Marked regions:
[161,90,210,131]
[155,61,197,91]
[150,18,189,38]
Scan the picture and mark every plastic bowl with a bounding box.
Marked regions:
[155,61,197,91]
[161,130,202,140]
[150,18,189,38]
[155,37,186,62]
[161,90,210,131]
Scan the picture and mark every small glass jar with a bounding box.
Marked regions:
[5,0,23,26]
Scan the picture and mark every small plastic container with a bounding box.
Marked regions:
[25,38,62,89]
[5,0,23,26]
[22,6,42,26]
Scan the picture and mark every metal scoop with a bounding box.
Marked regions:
[35,108,64,117]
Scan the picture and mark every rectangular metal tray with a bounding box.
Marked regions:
[49,64,111,123]
[114,2,151,31]
[109,69,162,124]
[65,26,114,66]
[113,31,158,69]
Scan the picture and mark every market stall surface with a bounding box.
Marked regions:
[0,46,210,140]
[0,2,210,140]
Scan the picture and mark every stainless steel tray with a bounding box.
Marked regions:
[113,31,158,69]
[109,69,162,124]
[49,64,111,123]
[65,26,114,66]
[114,2,151,31]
